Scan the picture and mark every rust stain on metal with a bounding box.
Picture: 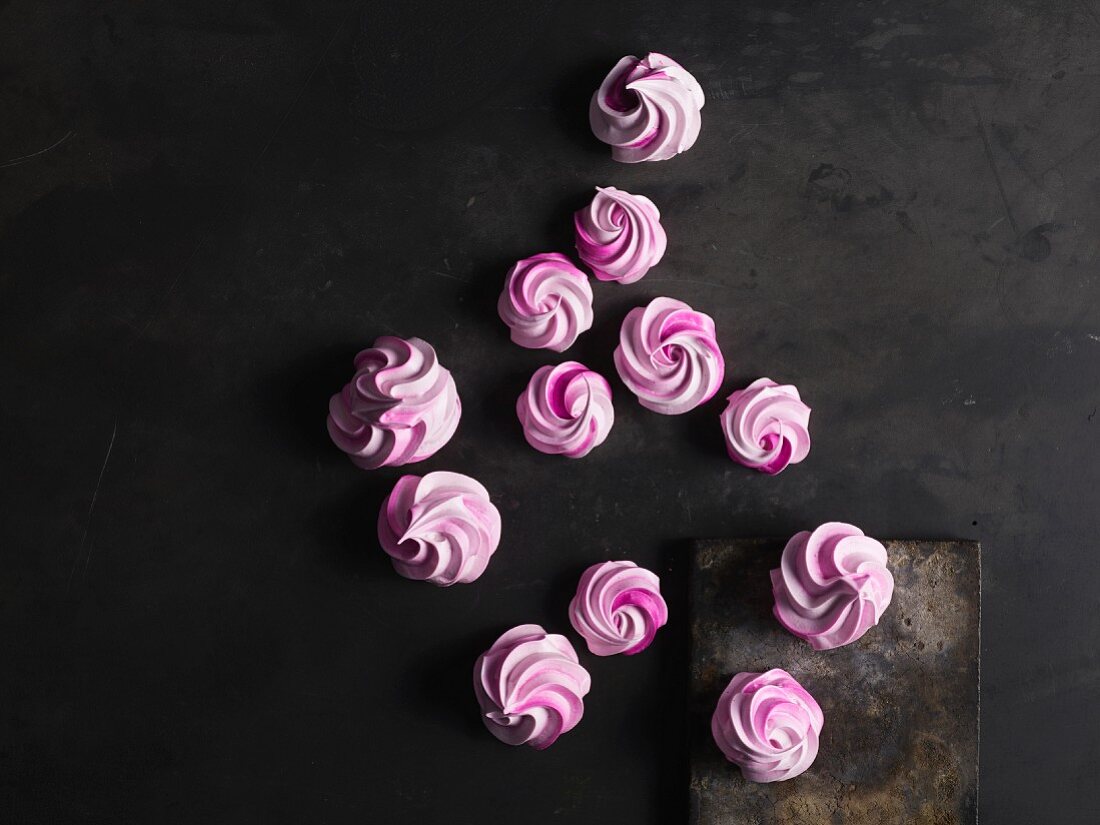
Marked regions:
[689,539,980,824]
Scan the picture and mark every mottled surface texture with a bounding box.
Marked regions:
[1,1,1098,823]
[690,539,979,824]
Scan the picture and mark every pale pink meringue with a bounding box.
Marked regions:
[568,561,668,656]
[772,522,894,650]
[589,52,705,163]
[473,624,591,750]
[516,362,614,458]
[497,253,593,352]
[377,472,501,586]
[613,297,725,415]
[721,378,811,474]
[574,186,667,284]
[711,668,824,783]
[327,336,461,469]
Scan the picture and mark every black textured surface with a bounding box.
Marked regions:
[1,1,1098,823]
[690,539,979,824]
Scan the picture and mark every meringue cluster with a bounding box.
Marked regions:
[473,559,667,749]
[317,51,903,770]
[707,524,895,781]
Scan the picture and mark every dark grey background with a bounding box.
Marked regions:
[2,1,1097,823]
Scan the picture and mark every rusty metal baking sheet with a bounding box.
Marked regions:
[690,539,980,824]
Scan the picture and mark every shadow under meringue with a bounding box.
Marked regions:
[399,626,510,742]
[308,473,400,581]
[254,340,366,461]
[551,58,614,160]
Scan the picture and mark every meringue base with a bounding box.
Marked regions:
[690,538,979,824]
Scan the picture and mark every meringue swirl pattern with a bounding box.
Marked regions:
[589,52,705,163]
[568,561,668,656]
[497,252,594,352]
[613,297,725,415]
[711,668,824,783]
[473,624,591,750]
[720,378,811,474]
[771,522,895,650]
[327,336,461,469]
[377,472,502,586]
[516,362,614,458]
[574,186,667,284]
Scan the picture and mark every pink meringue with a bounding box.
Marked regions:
[568,561,668,656]
[473,624,591,750]
[497,253,593,352]
[516,362,614,458]
[613,297,725,415]
[589,52,705,163]
[720,378,811,474]
[771,522,894,650]
[327,336,461,469]
[377,472,502,586]
[574,187,667,284]
[711,668,824,783]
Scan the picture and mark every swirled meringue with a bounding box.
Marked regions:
[613,297,725,415]
[497,253,593,352]
[711,668,824,783]
[720,378,811,474]
[516,362,614,458]
[574,187,667,284]
[568,561,668,656]
[473,624,591,750]
[377,472,501,586]
[327,336,461,469]
[771,522,894,650]
[589,52,705,163]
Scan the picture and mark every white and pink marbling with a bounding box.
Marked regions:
[613,297,724,415]
[497,253,593,352]
[589,52,705,163]
[377,471,501,586]
[568,561,668,656]
[327,336,460,469]
[516,362,614,458]
[711,668,824,783]
[720,378,811,474]
[772,522,894,650]
[574,187,667,284]
[473,624,591,750]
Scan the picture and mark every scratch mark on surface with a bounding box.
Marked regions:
[0,130,74,168]
[1038,126,1100,176]
[727,122,783,142]
[971,100,1018,235]
[422,268,469,283]
[643,278,728,289]
[67,420,118,590]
